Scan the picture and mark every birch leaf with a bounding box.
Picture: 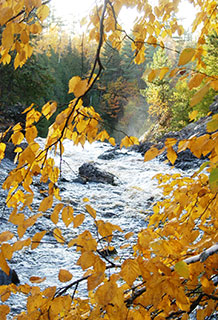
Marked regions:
[178,48,195,66]
[58,269,72,282]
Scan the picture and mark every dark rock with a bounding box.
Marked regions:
[0,103,25,133]
[98,149,121,160]
[137,98,218,170]
[78,162,117,185]
[158,148,204,170]
[131,141,154,154]
[0,269,20,285]
[4,142,28,161]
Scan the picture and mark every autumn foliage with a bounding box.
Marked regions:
[0,0,218,319]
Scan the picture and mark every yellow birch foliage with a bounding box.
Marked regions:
[0,0,217,319]
[0,0,49,68]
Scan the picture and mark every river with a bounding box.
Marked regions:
[0,139,194,318]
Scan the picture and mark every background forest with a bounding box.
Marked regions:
[1,6,217,141]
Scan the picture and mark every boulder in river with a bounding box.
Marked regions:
[78,162,118,185]
[0,269,20,285]
[98,147,128,160]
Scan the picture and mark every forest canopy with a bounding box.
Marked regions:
[0,0,217,319]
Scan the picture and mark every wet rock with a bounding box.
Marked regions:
[78,162,118,185]
[132,141,155,155]
[4,142,28,162]
[0,269,20,286]
[98,148,127,160]
[158,149,204,170]
[136,97,218,170]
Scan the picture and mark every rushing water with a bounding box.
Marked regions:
[0,139,192,317]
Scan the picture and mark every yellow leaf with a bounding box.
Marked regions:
[53,228,65,244]
[148,69,158,82]
[200,276,210,288]
[87,270,105,291]
[169,67,179,77]
[87,257,106,291]
[68,76,80,93]
[62,206,74,227]
[189,110,198,121]
[77,251,96,270]
[165,138,177,148]
[20,30,29,44]
[120,259,141,286]
[30,276,46,283]
[144,146,160,161]
[49,295,72,318]
[30,22,42,34]
[83,197,89,202]
[31,231,47,250]
[73,214,85,228]
[1,244,13,260]
[42,101,57,120]
[0,7,13,25]
[37,5,50,22]
[175,288,190,311]
[188,73,205,89]
[0,231,14,243]
[73,230,97,252]
[167,146,177,165]
[0,142,6,161]
[25,126,38,144]
[94,278,121,306]
[0,305,10,318]
[11,131,24,145]
[38,195,53,212]
[76,119,87,133]
[125,232,134,239]
[85,204,96,219]
[0,251,10,275]
[210,79,218,91]
[68,76,88,97]
[120,136,138,149]
[50,203,64,224]
[97,130,110,142]
[175,261,190,279]
[2,24,14,49]
[159,67,169,80]
[58,269,72,282]
[109,137,116,146]
[190,82,210,107]
[178,48,195,66]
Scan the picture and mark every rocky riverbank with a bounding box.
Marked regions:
[133,96,218,170]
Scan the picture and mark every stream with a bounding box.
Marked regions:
[0,139,194,318]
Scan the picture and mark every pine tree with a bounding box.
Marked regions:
[143,48,173,131]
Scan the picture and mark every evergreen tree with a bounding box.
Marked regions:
[97,41,124,133]
[143,48,173,132]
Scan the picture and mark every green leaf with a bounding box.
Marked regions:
[209,168,218,193]
[175,261,190,279]
[207,114,218,133]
